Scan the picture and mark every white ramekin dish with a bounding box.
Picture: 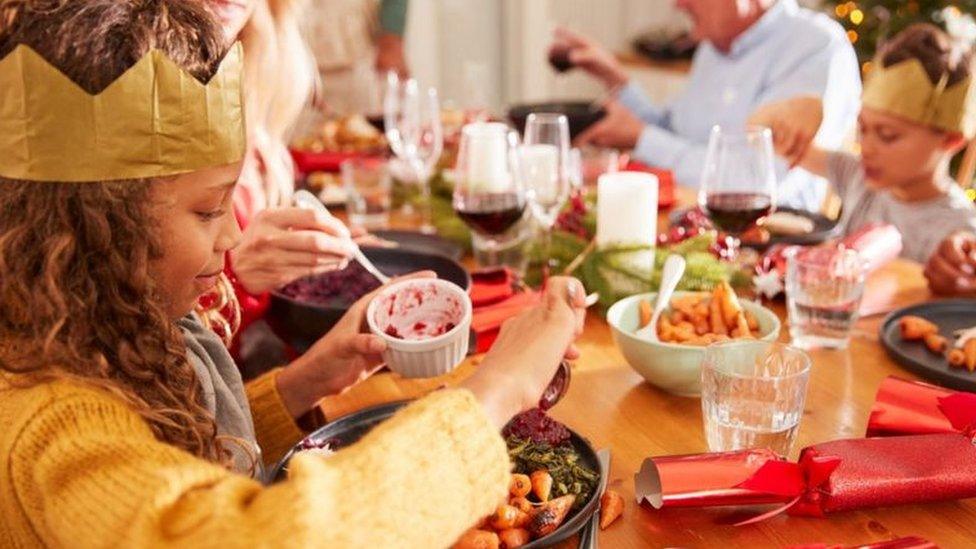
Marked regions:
[366,278,472,378]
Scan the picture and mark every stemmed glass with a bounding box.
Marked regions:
[698,125,777,237]
[452,122,526,266]
[383,73,443,233]
[522,113,571,268]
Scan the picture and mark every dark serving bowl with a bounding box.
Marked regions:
[267,247,471,353]
[508,101,607,140]
[271,401,603,548]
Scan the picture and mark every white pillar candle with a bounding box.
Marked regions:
[596,171,659,248]
[460,122,511,193]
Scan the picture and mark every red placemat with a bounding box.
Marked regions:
[290,149,382,174]
[623,160,676,209]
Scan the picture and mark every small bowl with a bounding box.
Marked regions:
[508,101,607,140]
[367,278,472,378]
[606,291,781,396]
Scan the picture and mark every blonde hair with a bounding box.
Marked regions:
[238,0,317,209]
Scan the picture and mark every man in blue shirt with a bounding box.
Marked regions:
[558,0,860,211]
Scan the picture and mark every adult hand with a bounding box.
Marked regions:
[550,26,628,89]
[748,96,823,167]
[276,271,437,418]
[230,207,356,295]
[925,231,976,295]
[574,101,644,149]
[376,33,409,77]
[462,277,588,428]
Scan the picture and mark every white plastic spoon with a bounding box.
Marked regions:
[293,190,391,284]
[635,254,686,342]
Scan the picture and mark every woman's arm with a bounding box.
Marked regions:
[10,384,507,548]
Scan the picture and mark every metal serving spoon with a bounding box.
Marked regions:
[293,190,391,284]
[635,254,686,342]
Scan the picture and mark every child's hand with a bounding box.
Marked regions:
[461,277,588,428]
[925,231,976,295]
[275,271,437,418]
[748,96,823,167]
[229,207,356,294]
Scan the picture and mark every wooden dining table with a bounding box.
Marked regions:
[318,188,976,548]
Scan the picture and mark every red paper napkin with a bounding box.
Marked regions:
[623,160,676,209]
[470,268,540,353]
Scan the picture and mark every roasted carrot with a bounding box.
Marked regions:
[949,348,966,367]
[899,316,939,341]
[638,300,652,328]
[923,334,948,354]
[708,296,728,336]
[718,281,744,326]
[530,470,553,502]
[745,310,759,331]
[964,338,976,372]
[513,509,530,528]
[599,490,624,529]
[497,528,531,549]
[735,312,752,340]
[454,529,500,549]
[509,496,532,514]
[528,495,575,538]
[490,504,520,531]
[509,474,531,498]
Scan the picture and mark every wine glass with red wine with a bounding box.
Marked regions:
[453,123,526,266]
[699,125,777,239]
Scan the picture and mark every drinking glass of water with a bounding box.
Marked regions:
[342,157,391,230]
[701,341,811,457]
[786,247,865,350]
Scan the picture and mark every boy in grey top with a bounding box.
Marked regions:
[826,151,976,262]
[749,24,976,264]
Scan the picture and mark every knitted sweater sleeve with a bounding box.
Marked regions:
[8,385,509,548]
[244,367,306,466]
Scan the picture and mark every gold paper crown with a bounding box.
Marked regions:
[862,57,976,138]
[0,42,246,182]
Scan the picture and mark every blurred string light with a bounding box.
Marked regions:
[850,8,864,25]
[847,30,859,43]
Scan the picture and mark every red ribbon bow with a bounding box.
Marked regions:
[734,450,842,524]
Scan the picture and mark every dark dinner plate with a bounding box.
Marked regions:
[508,101,606,140]
[668,206,841,249]
[372,230,465,261]
[270,401,603,548]
[880,300,976,392]
[267,248,471,352]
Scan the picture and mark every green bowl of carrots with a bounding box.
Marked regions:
[606,289,781,397]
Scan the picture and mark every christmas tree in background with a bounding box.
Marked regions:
[823,1,976,73]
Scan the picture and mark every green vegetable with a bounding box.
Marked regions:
[506,437,599,510]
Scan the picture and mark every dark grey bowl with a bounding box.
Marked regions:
[508,101,607,140]
[271,401,603,548]
[267,247,471,353]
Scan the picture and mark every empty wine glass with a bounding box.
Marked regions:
[698,125,777,236]
[384,74,443,233]
[453,122,526,267]
[522,113,570,268]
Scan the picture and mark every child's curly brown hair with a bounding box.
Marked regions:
[0,0,238,466]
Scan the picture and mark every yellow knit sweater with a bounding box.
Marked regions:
[0,370,510,548]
